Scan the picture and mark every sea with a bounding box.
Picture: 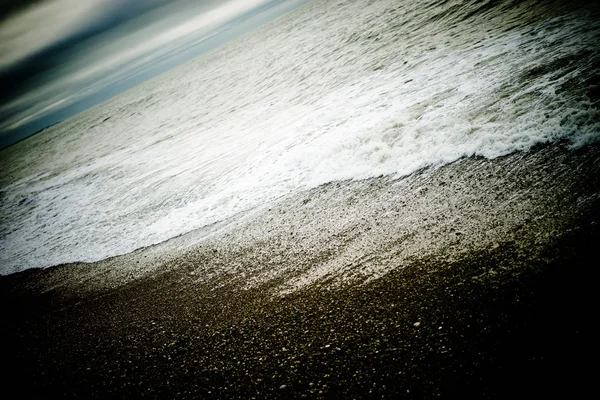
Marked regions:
[0,0,598,275]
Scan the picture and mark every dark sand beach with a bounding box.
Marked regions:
[2,142,598,398]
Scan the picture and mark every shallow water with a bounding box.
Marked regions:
[1,0,599,274]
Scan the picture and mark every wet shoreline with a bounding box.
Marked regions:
[2,143,599,398]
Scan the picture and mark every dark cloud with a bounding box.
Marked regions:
[0,1,168,107]
[0,0,44,20]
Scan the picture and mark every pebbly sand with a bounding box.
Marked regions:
[1,142,599,398]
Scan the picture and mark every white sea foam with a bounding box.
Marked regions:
[1,0,599,274]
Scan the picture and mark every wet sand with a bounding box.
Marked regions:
[1,143,598,398]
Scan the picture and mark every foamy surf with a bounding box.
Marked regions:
[1,0,599,274]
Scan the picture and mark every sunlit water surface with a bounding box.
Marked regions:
[1,0,598,274]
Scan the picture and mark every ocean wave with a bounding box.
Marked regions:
[0,0,598,274]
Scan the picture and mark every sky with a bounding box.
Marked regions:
[0,0,289,148]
